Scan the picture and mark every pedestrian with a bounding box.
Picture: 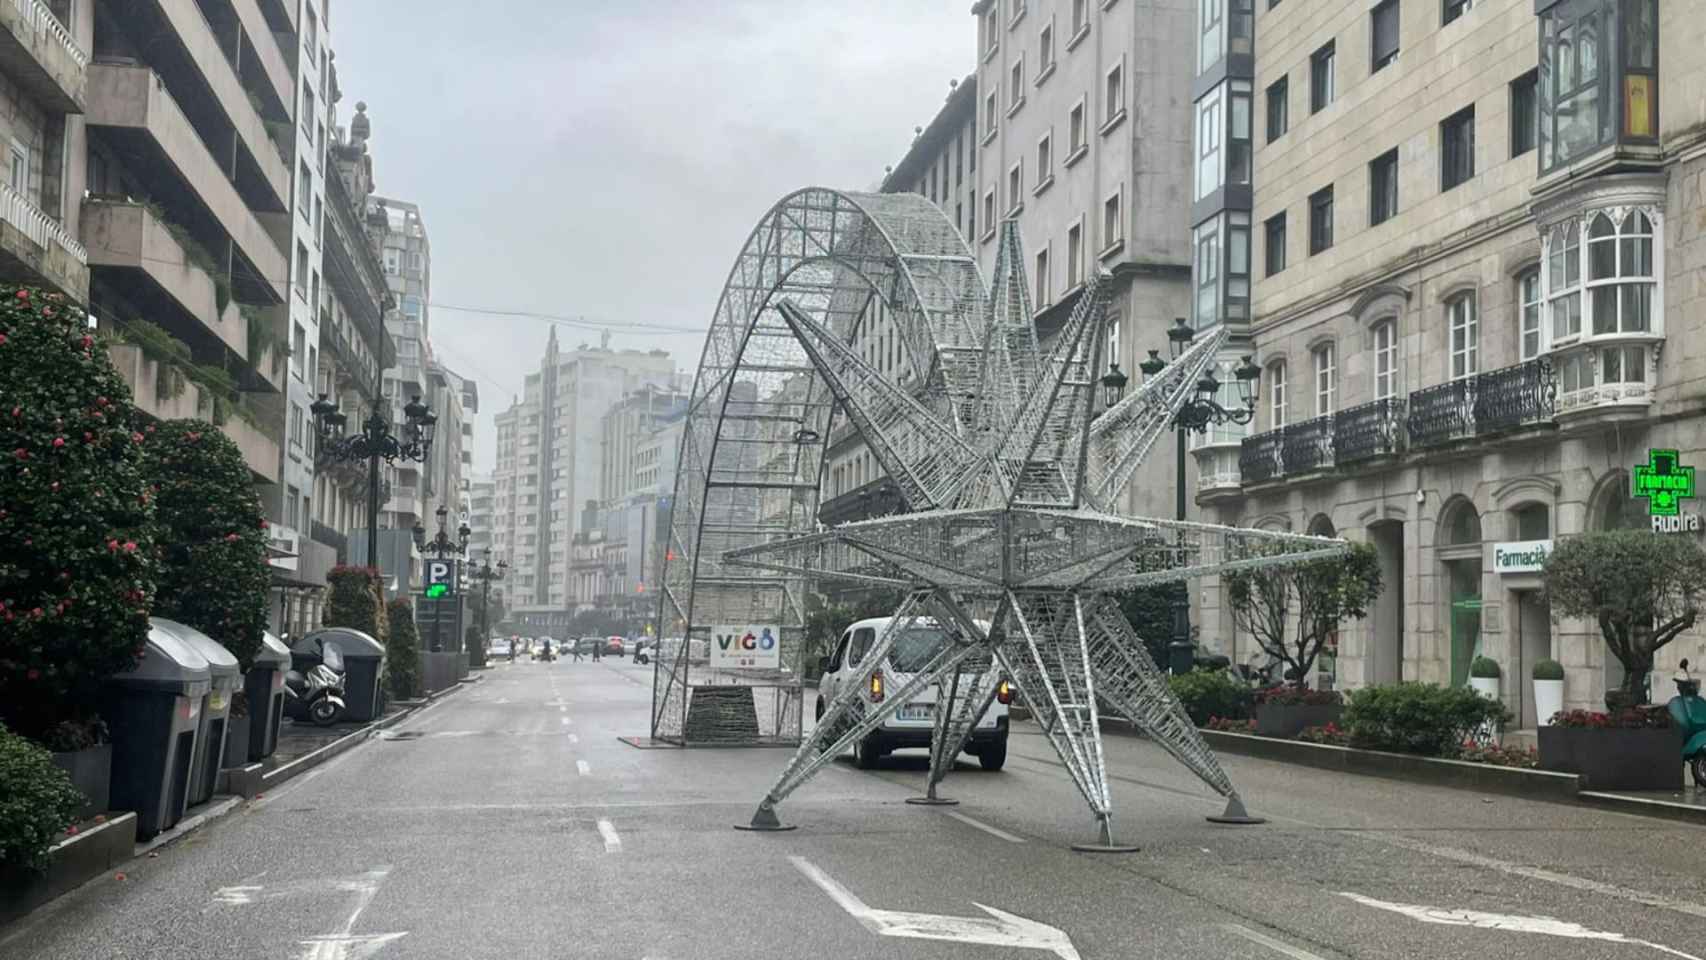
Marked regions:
[571,639,584,662]
[592,639,603,662]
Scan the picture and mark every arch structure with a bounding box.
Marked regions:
[655,187,1347,848]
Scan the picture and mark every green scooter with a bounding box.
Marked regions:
[1667,658,1706,787]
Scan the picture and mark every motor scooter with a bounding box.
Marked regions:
[1667,658,1706,788]
[284,640,347,726]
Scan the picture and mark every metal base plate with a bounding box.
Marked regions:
[905,796,960,806]
[1070,842,1142,854]
[1206,814,1267,825]
[734,822,799,832]
[737,806,797,831]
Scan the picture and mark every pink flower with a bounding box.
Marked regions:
[79,335,91,349]
[107,539,118,551]
[10,406,18,418]
[130,432,143,443]
[224,533,239,542]
[25,668,38,680]
[51,437,64,448]
[15,289,28,300]
[12,448,25,460]
[0,333,7,345]
[95,397,108,407]
[122,541,136,553]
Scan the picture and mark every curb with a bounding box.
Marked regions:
[1578,790,1706,825]
[225,696,431,799]
[0,813,136,927]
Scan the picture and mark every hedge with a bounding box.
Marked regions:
[0,723,85,872]
[385,598,420,700]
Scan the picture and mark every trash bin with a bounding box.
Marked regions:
[155,619,239,807]
[101,620,212,840]
[298,628,386,722]
[247,631,291,762]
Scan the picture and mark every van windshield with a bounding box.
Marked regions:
[888,627,951,673]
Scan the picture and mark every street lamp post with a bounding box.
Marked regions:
[414,505,471,653]
[1133,318,1261,675]
[471,548,507,664]
[309,356,436,572]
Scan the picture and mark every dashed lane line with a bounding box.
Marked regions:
[944,810,1025,844]
[1221,924,1334,960]
[577,760,591,776]
[597,819,621,852]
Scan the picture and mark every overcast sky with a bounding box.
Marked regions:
[329,1,971,473]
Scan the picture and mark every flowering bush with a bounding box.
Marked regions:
[0,285,155,743]
[1252,686,1342,707]
[1457,741,1541,768]
[1548,707,1672,729]
[384,598,420,700]
[323,565,387,640]
[142,420,270,671]
[1296,722,1351,746]
[1204,716,1254,733]
[1342,682,1511,757]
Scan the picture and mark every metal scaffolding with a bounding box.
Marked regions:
[654,188,1344,846]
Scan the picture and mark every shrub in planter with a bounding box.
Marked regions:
[1251,685,1344,738]
[141,421,270,672]
[0,723,85,872]
[1205,716,1254,733]
[1532,659,1565,728]
[384,598,420,701]
[1458,742,1540,768]
[323,565,387,641]
[0,285,156,743]
[465,624,484,668]
[1538,705,1680,790]
[1168,669,1253,726]
[1296,722,1350,746]
[1533,659,1565,681]
[1342,683,1511,758]
[1469,656,1501,679]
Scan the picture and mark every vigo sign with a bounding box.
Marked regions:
[711,624,780,669]
[1493,540,1551,574]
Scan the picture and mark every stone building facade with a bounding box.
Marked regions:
[1194,0,1706,725]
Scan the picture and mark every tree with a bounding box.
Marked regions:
[464,624,484,666]
[1114,581,1186,670]
[142,420,270,671]
[0,285,156,745]
[1544,529,1706,706]
[384,598,421,700]
[1223,542,1383,689]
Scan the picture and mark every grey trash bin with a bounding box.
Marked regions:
[247,631,291,761]
[156,619,240,807]
[101,620,212,840]
[299,628,386,722]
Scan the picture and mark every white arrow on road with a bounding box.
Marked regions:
[1340,892,1703,960]
[790,856,1080,960]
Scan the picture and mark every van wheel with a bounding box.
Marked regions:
[977,742,1007,772]
[814,699,825,724]
[1692,755,1705,788]
[853,733,882,769]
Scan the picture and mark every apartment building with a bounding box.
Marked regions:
[1196,0,1704,725]
[588,386,687,630]
[492,328,680,630]
[372,195,430,533]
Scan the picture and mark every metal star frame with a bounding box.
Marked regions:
[652,189,1344,849]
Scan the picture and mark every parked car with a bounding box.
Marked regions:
[816,616,1009,771]
[575,636,604,656]
[654,637,709,666]
[489,639,512,658]
[605,636,626,656]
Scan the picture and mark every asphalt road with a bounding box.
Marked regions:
[5,657,1705,960]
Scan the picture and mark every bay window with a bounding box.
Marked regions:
[1540,202,1664,413]
[1191,211,1250,331]
[1537,0,1658,174]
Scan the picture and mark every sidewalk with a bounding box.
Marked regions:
[1581,783,1706,824]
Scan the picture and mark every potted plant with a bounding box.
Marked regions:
[1537,706,1681,790]
[1533,659,1565,726]
[1250,685,1344,739]
[1468,656,1501,699]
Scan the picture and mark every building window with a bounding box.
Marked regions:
[984,92,998,135]
[982,188,996,237]
[1538,0,1656,173]
[1519,268,1542,361]
[1007,162,1023,212]
[1010,56,1025,109]
[1547,221,1582,340]
[1585,210,1654,336]
[1264,212,1286,276]
[1369,148,1398,226]
[1448,293,1478,380]
[1268,361,1287,428]
[301,81,314,137]
[1194,219,1220,329]
[1313,344,1336,417]
[1104,63,1124,126]
[1373,319,1398,399]
[1067,220,1084,287]
[1035,246,1050,305]
[1310,40,1335,113]
[1199,0,1223,73]
[1510,70,1538,157]
[983,4,999,54]
[1036,132,1052,185]
[1442,0,1473,25]
[1103,190,1123,252]
[1039,22,1054,74]
[7,138,27,194]
[1440,104,1475,190]
[1228,81,1252,187]
[1196,86,1222,202]
[1072,0,1089,35]
[289,403,303,447]
[1266,76,1288,142]
[292,322,305,377]
[1068,100,1087,155]
[1371,0,1400,71]
[313,196,323,237]
[295,240,309,295]
[1308,186,1333,255]
[286,485,300,529]
[297,161,311,220]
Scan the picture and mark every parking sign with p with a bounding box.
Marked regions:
[424,560,456,599]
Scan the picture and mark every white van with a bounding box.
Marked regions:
[816,616,1010,770]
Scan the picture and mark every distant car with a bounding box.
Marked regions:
[605,636,625,655]
[489,639,512,658]
[575,636,604,655]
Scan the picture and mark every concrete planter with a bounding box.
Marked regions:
[1253,702,1342,739]
[49,744,111,820]
[0,813,137,925]
[1534,679,1564,726]
[1469,677,1500,740]
[222,713,251,768]
[1538,726,1684,791]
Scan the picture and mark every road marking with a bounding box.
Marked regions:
[789,856,1079,960]
[1367,834,1706,922]
[597,819,621,852]
[212,885,264,905]
[1221,924,1332,960]
[568,734,579,744]
[1339,893,1703,960]
[576,760,591,776]
[944,811,1025,844]
[297,933,408,960]
[560,717,571,726]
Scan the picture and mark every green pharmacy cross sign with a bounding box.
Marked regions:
[1633,449,1696,516]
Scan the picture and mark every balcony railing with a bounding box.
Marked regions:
[1333,398,1406,464]
[0,178,84,262]
[1280,415,1334,475]
[11,0,86,67]
[1239,430,1284,484]
[1407,359,1555,448]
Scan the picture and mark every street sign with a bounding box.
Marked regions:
[711,624,780,669]
[423,559,456,599]
[1633,449,1695,516]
